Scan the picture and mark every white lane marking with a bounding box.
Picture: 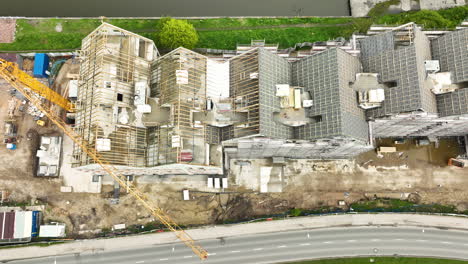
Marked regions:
[136,261,145,264]
[347,240,357,243]
[253,248,263,251]
[371,239,380,242]
[231,250,241,253]
[394,238,404,241]
[416,240,427,242]
[208,253,217,256]
[300,243,311,246]
[323,241,332,244]
[441,241,452,244]
[183,256,192,258]
[159,259,168,261]
[464,244,468,246]
[277,245,287,248]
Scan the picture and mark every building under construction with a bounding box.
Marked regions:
[223,46,373,161]
[360,23,468,138]
[73,23,157,168]
[148,48,213,166]
[73,22,468,173]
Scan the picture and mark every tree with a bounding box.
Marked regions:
[157,18,199,50]
[156,17,172,31]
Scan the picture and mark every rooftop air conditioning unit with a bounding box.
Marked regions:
[303,100,313,108]
[424,60,440,73]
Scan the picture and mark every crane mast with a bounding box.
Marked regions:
[0,59,208,260]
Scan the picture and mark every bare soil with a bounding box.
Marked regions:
[0,61,467,237]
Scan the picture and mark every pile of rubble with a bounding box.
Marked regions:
[27,103,44,120]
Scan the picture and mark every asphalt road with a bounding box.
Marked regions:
[8,227,468,264]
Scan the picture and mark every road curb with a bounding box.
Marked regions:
[3,213,468,261]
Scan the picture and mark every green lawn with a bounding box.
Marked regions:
[285,257,468,264]
[189,17,355,28]
[0,5,466,52]
[198,26,349,49]
[349,198,461,214]
[0,18,358,51]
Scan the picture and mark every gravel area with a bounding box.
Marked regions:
[0,18,16,43]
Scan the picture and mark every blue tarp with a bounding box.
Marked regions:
[33,53,49,78]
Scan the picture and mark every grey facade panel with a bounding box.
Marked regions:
[361,26,436,118]
[258,48,294,139]
[337,49,369,141]
[414,28,438,114]
[292,49,344,140]
[431,28,468,84]
[362,46,421,117]
[436,88,468,117]
[360,31,395,58]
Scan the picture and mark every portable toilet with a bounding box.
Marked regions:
[222,178,228,188]
[207,177,213,188]
[214,178,221,188]
[182,189,190,201]
[33,53,50,78]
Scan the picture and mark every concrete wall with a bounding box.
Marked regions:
[350,0,465,17]
[350,0,418,17]
[420,0,466,10]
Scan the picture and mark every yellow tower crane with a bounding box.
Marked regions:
[0,58,208,260]
[0,59,75,112]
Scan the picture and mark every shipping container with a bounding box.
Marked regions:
[0,211,37,243]
[39,224,66,237]
[33,53,49,78]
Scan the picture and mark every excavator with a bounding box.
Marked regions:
[0,58,208,259]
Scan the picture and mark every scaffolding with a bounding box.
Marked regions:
[73,23,156,167]
[223,49,260,140]
[149,48,208,165]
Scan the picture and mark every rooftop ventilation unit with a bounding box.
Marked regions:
[424,60,440,73]
[357,89,385,109]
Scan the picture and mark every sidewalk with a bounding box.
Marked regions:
[3,213,468,261]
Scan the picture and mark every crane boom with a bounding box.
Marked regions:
[0,59,75,112]
[0,59,208,259]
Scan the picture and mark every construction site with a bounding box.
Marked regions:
[0,20,467,244]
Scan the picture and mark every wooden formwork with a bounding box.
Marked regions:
[73,25,152,167]
[227,49,261,139]
[150,48,208,165]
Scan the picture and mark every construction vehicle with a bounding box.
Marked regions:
[3,120,18,150]
[448,157,468,168]
[36,120,46,127]
[0,59,208,259]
